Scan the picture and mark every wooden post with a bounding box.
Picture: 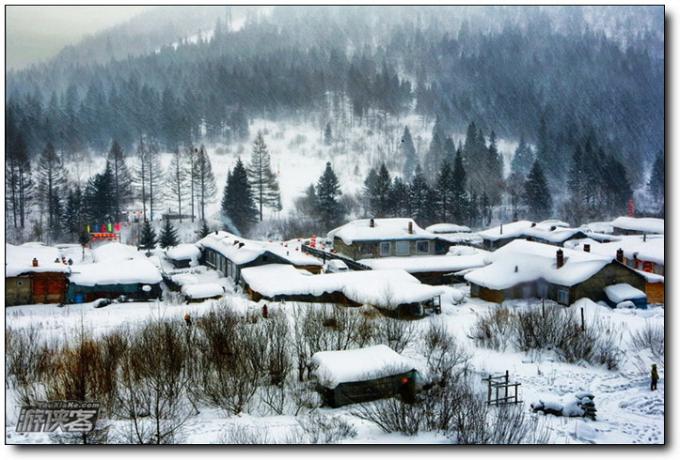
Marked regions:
[580,307,585,332]
[542,298,545,318]
[487,375,492,404]
[505,370,509,402]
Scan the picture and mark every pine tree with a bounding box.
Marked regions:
[195,145,217,222]
[165,147,189,222]
[409,165,435,226]
[107,140,134,222]
[485,130,504,204]
[424,116,446,178]
[316,162,345,230]
[401,126,418,180]
[510,134,535,177]
[159,218,180,249]
[647,150,664,208]
[199,219,211,238]
[63,184,84,240]
[324,122,333,146]
[389,176,410,217]
[451,149,469,223]
[6,130,33,229]
[139,219,157,253]
[37,142,68,242]
[524,160,552,220]
[247,132,281,221]
[434,160,455,222]
[222,158,258,235]
[84,162,114,224]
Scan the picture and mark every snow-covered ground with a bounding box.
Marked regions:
[5,278,664,444]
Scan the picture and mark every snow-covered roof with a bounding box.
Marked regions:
[426,223,471,234]
[328,218,436,244]
[197,231,322,267]
[310,345,415,389]
[581,221,614,234]
[241,264,445,308]
[478,220,535,241]
[433,232,483,245]
[464,239,614,290]
[92,242,142,263]
[181,283,225,300]
[479,220,574,242]
[634,269,664,284]
[572,235,664,266]
[6,243,70,277]
[611,216,664,234]
[69,258,162,286]
[166,244,201,261]
[358,249,488,274]
[523,227,588,244]
[604,283,647,303]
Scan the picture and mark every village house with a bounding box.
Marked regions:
[197,231,323,284]
[328,218,452,260]
[569,235,664,304]
[240,264,444,317]
[465,239,647,307]
[310,345,418,407]
[6,243,70,306]
[611,216,664,236]
[358,246,489,285]
[66,257,163,303]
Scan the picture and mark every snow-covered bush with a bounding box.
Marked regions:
[471,306,513,350]
[630,320,664,366]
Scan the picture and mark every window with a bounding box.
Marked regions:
[379,241,391,256]
[395,240,410,256]
[416,240,430,254]
[557,288,570,305]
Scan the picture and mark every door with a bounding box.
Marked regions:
[32,276,48,303]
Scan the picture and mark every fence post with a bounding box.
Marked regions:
[505,370,509,402]
[487,375,492,404]
[580,307,585,332]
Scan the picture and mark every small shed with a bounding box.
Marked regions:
[604,283,648,309]
[166,244,201,269]
[310,345,418,407]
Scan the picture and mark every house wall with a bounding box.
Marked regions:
[571,262,647,304]
[334,237,443,260]
[5,276,32,306]
[470,284,505,303]
[645,282,664,304]
[323,369,417,407]
[30,272,68,304]
[66,283,162,303]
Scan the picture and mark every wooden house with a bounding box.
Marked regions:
[328,218,452,260]
[66,258,162,303]
[240,264,444,317]
[6,244,70,306]
[465,240,646,306]
[166,244,201,269]
[310,345,418,407]
[197,231,322,284]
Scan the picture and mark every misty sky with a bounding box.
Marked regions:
[6,6,150,69]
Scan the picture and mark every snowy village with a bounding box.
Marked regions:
[4,5,664,446]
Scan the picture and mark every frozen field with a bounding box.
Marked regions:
[5,282,664,445]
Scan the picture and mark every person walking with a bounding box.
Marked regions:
[651,364,659,391]
[184,311,192,327]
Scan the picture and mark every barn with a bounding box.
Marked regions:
[310,345,418,407]
[197,231,322,284]
[6,243,70,306]
[465,240,647,306]
[240,264,445,317]
[328,218,452,260]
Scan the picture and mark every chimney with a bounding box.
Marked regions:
[369,218,375,228]
[514,265,519,273]
[550,225,557,231]
[616,248,624,263]
[214,230,218,235]
[500,224,503,235]
[583,244,591,253]
[556,249,564,268]
[32,258,39,267]
[408,221,414,234]
[531,222,537,227]
[643,233,647,242]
